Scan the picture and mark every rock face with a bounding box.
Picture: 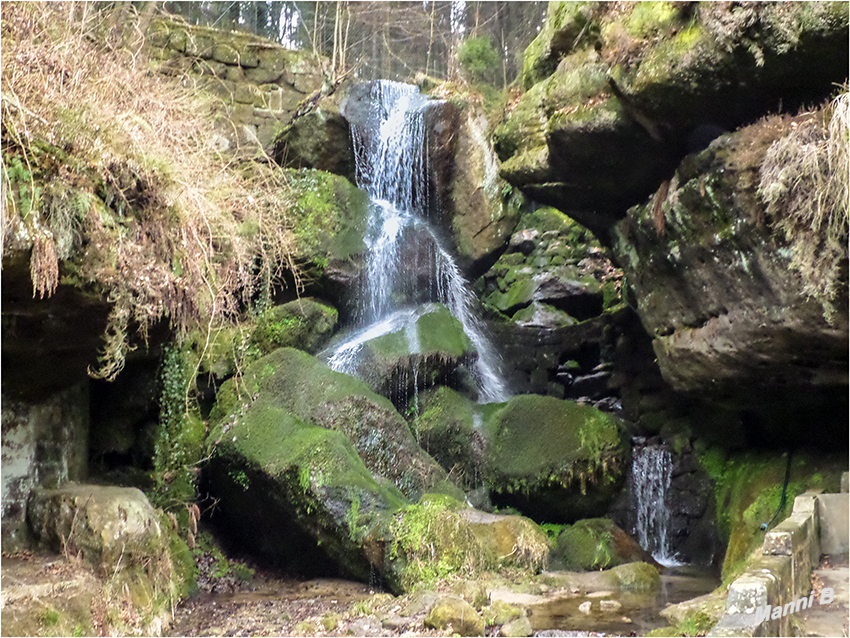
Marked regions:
[414,387,626,521]
[610,112,848,437]
[1,384,90,549]
[445,105,524,274]
[496,2,849,235]
[273,89,357,182]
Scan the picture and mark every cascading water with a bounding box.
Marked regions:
[326,81,509,404]
[631,442,680,565]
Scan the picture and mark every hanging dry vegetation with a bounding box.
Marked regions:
[758,89,849,323]
[1,2,300,379]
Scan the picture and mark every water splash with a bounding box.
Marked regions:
[328,80,509,404]
[631,443,681,566]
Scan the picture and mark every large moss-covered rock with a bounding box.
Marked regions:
[211,348,458,502]
[610,111,848,436]
[497,2,849,234]
[206,390,407,581]
[552,517,660,571]
[415,387,626,520]
[331,303,477,403]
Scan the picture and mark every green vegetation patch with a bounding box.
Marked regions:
[555,518,617,570]
[698,448,844,584]
[286,169,369,262]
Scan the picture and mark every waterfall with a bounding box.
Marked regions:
[327,81,509,404]
[631,442,680,565]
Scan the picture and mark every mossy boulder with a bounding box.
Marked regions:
[498,2,849,233]
[332,303,477,404]
[251,297,338,354]
[414,387,626,520]
[424,594,485,636]
[210,348,459,502]
[384,495,549,593]
[552,517,660,571]
[206,392,406,581]
[285,168,369,281]
[193,298,339,381]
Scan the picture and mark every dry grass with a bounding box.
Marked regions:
[1,2,300,378]
[758,90,849,323]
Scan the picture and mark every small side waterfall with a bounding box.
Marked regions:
[327,81,509,404]
[631,442,680,565]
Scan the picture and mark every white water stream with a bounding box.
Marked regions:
[326,81,509,404]
[631,443,682,566]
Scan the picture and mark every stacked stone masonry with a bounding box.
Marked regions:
[146,18,326,154]
[710,490,845,637]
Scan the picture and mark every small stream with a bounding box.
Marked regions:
[169,565,719,637]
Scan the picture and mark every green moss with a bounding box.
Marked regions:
[698,448,845,584]
[251,298,338,355]
[416,305,474,358]
[522,2,598,90]
[493,81,549,160]
[625,2,681,38]
[486,276,536,313]
[543,53,609,114]
[555,518,616,570]
[286,168,369,262]
[386,499,489,590]
[484,394,622,492]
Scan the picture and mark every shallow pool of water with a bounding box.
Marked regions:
[527,565,720,636]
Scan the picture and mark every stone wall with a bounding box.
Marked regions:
[146,17,327,155]
[710,491,833,637]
